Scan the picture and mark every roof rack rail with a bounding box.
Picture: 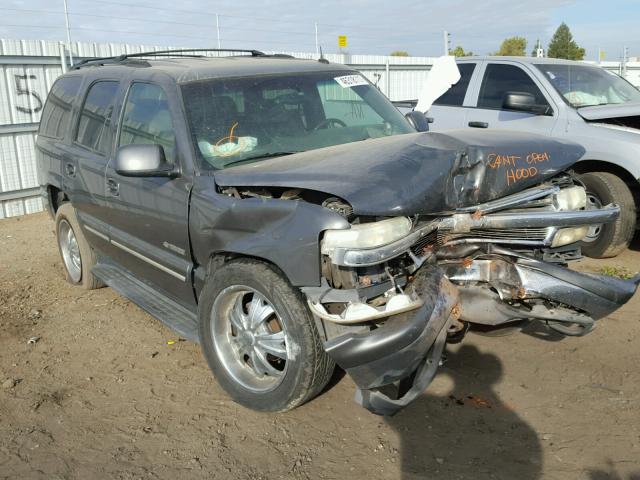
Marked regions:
[71,48,266,69]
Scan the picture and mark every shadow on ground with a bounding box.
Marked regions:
[386,344,542,479]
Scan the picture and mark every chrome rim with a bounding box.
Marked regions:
[211,286,288,392]
[58,219,82,282]
[583,193,603,243]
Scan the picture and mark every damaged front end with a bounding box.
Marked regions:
[306,177,638,415]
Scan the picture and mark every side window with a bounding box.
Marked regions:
[118,83,176,164]
[38,76,82,139]
[433,63,476,107]
[75,81,120,154]
[478,64,550,110]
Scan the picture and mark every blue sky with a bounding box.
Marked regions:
[1,0,638,59]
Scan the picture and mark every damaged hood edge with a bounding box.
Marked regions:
[214,131,585,217]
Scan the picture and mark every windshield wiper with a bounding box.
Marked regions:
[222,151,300,168]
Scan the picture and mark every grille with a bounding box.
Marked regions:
[411,227,549,254]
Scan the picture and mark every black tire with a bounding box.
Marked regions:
[54,203,103,289]
[579,172,636,258]
[198,259,335,412]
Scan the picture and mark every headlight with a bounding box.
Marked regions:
[551,226,589,247]
[554,186,587,211]
[321,217,412,253]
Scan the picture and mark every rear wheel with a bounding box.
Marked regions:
[579,172,636,258]
[54,203,102,289]
[198,259,334,412]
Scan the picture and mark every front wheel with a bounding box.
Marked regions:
[198,259,335,412]
[579,172,636,258]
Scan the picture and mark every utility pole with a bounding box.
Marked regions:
[443,30,450,56]
[622,46,629,78]
[216,14,221,49]
[62,0,73,65]
[315,22,319,55]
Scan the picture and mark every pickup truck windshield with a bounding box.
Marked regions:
[535,63,640,108]
[181,71,413,169]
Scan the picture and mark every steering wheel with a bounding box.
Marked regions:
[313,117,347,131]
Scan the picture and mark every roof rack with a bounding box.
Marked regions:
[71,48,266,69]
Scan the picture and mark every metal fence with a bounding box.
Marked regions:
[1,38,639,218]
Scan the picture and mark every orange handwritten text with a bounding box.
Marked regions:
[525,152,550,164]
[506,167,538,185]
[488,153,520,169]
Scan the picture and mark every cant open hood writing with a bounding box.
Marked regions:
[214,130,586,216]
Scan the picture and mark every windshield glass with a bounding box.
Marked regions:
[181,71,413,169]
[535,63,640,108]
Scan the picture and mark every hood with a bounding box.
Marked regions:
[577,102,640,121]
[214,130,585,216]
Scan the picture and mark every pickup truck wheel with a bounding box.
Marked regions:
[54,203,102,289]
[579,172,636,258]
[198,259,335,412]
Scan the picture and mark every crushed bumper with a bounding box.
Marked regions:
[323,265,458,415]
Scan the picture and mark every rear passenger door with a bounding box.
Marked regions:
[68,79,122,251]
[427,62,478,131]
[466,62,558,134]
[104,82,195,307]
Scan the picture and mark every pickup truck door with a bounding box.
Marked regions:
[465,61,558,134]
[104,81,195,308]
[426,62,480,131]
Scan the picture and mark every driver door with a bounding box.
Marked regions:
[104,81,195,307]
[466,62,558,135]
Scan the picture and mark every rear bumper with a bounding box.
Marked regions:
[324,265,458,415]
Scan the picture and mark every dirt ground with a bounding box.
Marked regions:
[1,212,639,480]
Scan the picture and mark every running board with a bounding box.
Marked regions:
[92,261,199,343]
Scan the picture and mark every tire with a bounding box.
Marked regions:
[198,259,335,412]
[579,172,636,258]
[54,203,103,289]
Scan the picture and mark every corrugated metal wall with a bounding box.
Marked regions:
[1,38,638,218]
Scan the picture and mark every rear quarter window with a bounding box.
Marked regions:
[38,76,82,139]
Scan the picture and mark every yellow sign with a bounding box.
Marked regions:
[599,50,606,61]
[338,35,347,48]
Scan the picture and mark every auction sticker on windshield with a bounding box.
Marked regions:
[334,74,369,88]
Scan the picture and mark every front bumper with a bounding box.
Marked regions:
[323,265,458,415]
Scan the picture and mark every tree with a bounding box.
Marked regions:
[547,23,585,60]
[390,50,410,57]
[450,45,473,57]
[494,36,527,56]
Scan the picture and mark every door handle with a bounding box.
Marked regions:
[468,121,489,128]
[65,163,76,177]
[106,178,119,196]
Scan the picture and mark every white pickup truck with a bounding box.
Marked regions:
[420,56,640,258]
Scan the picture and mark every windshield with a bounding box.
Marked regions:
[181,71,413,169]
[535,63,640,108]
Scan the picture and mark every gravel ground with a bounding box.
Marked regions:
[1,212,639,480]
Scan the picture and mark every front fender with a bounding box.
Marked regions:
[189,176,350,288]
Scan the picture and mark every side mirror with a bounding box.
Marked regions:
[114,144,178,177]
[405,111,430,132]
[502,91,551,115]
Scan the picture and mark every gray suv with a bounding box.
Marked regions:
[37,50,638,415]
[426,57,640,257]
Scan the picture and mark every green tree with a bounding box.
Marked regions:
[547,23,585,60]
[390,50,410,57]
[495,36,527,56]
[450,45,473,57]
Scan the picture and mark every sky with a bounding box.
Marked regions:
[1,0,639,60]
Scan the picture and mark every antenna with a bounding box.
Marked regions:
[318,45,329,64]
